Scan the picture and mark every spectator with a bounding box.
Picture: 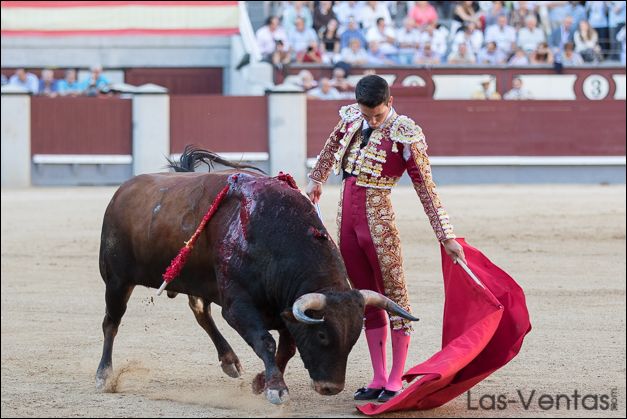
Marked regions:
[297,40,324,63]
[313,1,337,32]
[282,1,313,34]
[396,17,421,65]
[509,1,533,30]
[307,77,342,99]
[547,1,571,30]
[256,16,290,63]
[297,69,318,91]
[477,41,507,65]
[447,42,477,64]
[560,41,584,65]
[586,1,610,57]
[366,17,398,57]
[549,14,575,54]
[609,1,626,60]
[485,14,517,56]
[485,1,509,29]
[330,65,353,93]
[1,73,7,86]
[574,20,603,62]
[340,16,368,50]
[366,41,397,65]
[472,76,502,99]
[503,76,533,99]
[508,47,531,65]
[408,1,438,30]
[288,17,319,59]
[452,1,482,35]
[79,65,110,96]
[517,15,546,54]
[358,1,393,31]
[414,42,441,65]
[38,69,59,97]
[340,37,369,65]
[333,0,362,31]
[419,22,449,61]
[530,41,555,64]
[452,21,484,56]
[617,25,626,64]
[319,18,341,64]
[56,69,82,96]
[8,68,39,93]
[568,1,587,28]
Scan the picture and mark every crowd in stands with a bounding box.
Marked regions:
[1,65,111,96]
[256,1,627,70]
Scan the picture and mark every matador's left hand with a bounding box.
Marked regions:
[442,238,466,265]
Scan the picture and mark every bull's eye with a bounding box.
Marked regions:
[318,331,329,344]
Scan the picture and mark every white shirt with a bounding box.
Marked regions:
[485,23,517,53]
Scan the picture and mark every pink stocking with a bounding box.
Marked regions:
[365,325,389,388]
[386,329,410,392]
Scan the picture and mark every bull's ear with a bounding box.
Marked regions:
[281,309,298,323]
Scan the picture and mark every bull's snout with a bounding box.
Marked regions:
[312,380,344,396]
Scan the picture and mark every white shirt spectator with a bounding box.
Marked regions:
[452,26,484,55]
[8,69,39,94]
[420,24,449,60]
[366,23,397,54]
[340,41,369,65]
[357,1,392,31]
[396,25,420,49]
[334,1,362,31]
[485,17,517,54]
[308,78,342,99]
[256,21,289,56]
[288,24,319,55]
[517,26,546,53]
[477,43,506,65]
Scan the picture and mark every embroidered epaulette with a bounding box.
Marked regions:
[339,103,362,123]
[390,115,426,150]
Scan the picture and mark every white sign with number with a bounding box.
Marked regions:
[582,74,610,100]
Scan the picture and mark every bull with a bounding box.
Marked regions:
[96,147,417,404]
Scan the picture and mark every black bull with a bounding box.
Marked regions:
[96,148,418,404]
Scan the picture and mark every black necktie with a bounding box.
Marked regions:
[361,127,373,148]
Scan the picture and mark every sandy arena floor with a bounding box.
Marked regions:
[1,183,625,417]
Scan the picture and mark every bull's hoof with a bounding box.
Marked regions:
[221,361,242,378]
[266,388,290,405]
[95,366,112,391]
[220,352,242,378]
[252,372,265,394]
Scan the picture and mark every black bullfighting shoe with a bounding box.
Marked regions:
[377,389,399,403]
[354,387,383,400]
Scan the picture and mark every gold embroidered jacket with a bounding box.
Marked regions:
[309,103,455,242]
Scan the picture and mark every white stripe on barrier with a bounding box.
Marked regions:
[33,154,132,164]
[306,156,626,168]
[170,152,269,162]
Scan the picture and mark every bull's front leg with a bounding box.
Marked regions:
[252,328,296,397]
[221,294,289,405]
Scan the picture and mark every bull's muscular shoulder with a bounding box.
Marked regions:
[339,103,362,123]
[390,114,427,151]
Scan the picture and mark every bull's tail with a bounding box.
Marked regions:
[166,145,265,174]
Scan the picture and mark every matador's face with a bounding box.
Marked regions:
[358,96,394,129]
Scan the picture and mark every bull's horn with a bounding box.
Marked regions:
[292,293,326,324]
[359,290,419,322]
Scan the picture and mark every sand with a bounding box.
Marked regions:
[1,184,625,417]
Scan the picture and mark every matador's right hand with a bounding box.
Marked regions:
[306,179,322,204]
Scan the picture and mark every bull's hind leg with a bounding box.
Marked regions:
[187,295,242,378]
[96,281,135,390]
